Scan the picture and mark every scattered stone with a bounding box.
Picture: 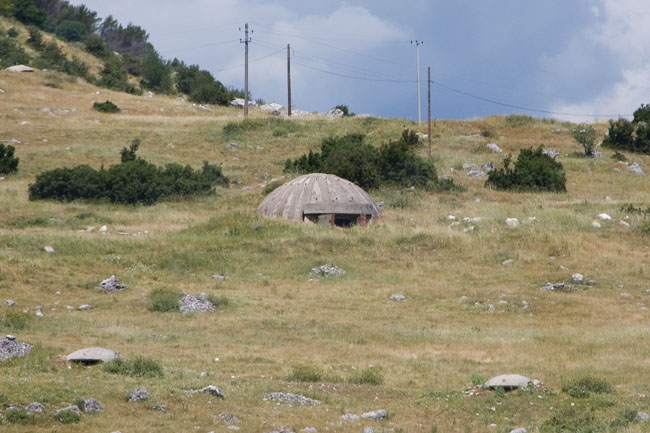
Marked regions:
[326,108,344,118]
[482,162,495,172]
[261,103,284,115]
[230,98,257,108]
[487,143,502,153]
[10,139,21,145]
[598,213,612,221]
[229,426,241,431]
[637,412,649,422]
[80,398,102,413]
[376,201,386,208]
[127,387,149,402]
[0,336,32,360]
[213,274,227,281]
[6,299,15,306]
[540,282,577,292]
[506,218,520,228]
[26,402,45,413]
[151,405,166,412]
[266,429,294,433]
[619,220,630,228]
[229,142,239,149]
[180,293,216,313]
[264,392,320,406]
[44,245,55,253]
[98,275,126,292]
[0,89,5,94]
[542,148,560,159]
[484,374,530,390]
[629,163,644,175]
[302,428,318,433]
[363,428,376,433]
[390,294,406,302]
[78,304,92,311]
[99,225,108,233]
[6,64,35,73]
[218,413,241,423]
[361,410,387,420]
[199,385,225,398]
[341,414,360,421]
[572,273,584,284]
[54,405,80,418]
[560,265,569,271]
[464,163,486,178]
[66,347,121,364]
[621,293,631,298]
[502,259,514,266]
[510,428,527,433]
[592,221,602,228]
[20,121,32,126]
[311,264,345,277]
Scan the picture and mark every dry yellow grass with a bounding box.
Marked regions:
[1,67,650,433]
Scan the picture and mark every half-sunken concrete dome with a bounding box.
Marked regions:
[258,173,380,226]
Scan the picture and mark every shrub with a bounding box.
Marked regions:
[26,25,43,50]
[347,367,384,385]
[13,0,47,27]
[84,34,108,57]
[141,49,173,94]
[0,34,31,68]
[603,104,650,155]
[485,146,566,192]
[93,100,120,113]
[471,373,486,386]
[287,364,322,382]
[0,311,29,330]
[206,295,231,309]
[7,27,19,38]
[334,104,353,116]
[56,20,86,42]
[99,55,126,90]
[53,409,80,424]
[562,376,612,398]
[611,151,627,162]
[571,124,598,156]
[5,408,34,424]
[28,141,229,205]
[103,356,164,377]
[285,130,440,190]
[0,143,19,175]
[148,288,181,312]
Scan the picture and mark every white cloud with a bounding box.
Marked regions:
[551,0,650,120]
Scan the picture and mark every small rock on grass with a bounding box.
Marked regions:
[26,402,45,413]
[98,275,126,292]
[510,429,527,433]
[199,385,225,398]
[311,265,345,277]
[390,294,406,301]
[80,398,102,413]
[637,412,649,422]
[127,387,148,402]
[341,414,360,421]
[218,413,240,423]
[361,409,387,420]
[264,392,320,405]
[572,273,584,284]
[0,336,32,360]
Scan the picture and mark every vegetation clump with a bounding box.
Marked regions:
[287,364,323,383]
[103,356,164,377]
[285,129,446,190]
[148,288,181,312]
[485,146,566,192]
[347,367,384,386]
[0,311,29,330]
[603,103,650,154]
[93,100,120,113]
[5,408,35,425]
[572,124,599,156]
[28,139,229,205]
[562,376,612,398]
[0,143,19,175]
[53,409,81,424]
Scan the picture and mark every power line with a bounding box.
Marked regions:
[212,48,285,73]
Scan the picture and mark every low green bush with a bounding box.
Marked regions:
[28,141,229,205]
[471,373,486,386]
[206,295,231,309]
[485,146,566,192]
[93,100,120,113]
[103,356,163,377]
[7,27,19,38]
[562,376,612,398]
[5,408,34,424]
[0,143,19,175]
[287,364,322,382]
[572,124,598,156]
[603,104,650,155]
[0,311,30,330]
[53,409,80,424]
[347,367,384,386]
[285,129,443,190]
[148,288,181,312]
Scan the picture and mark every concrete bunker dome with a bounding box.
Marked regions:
[257,173,380,226]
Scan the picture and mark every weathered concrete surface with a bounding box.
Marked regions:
[257,173,380,222]
[66,347,121,363]
[484,374,530,390]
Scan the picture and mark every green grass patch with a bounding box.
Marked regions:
[287,364,322,382]
[347,367,384,386]
[0,311,30,331]
[103,356,163,378]
[148,288,181,312]
[562,376,612,398]
[5,408,35,425]
[93,100,120,113]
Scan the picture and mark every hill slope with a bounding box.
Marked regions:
[1,71,650,433]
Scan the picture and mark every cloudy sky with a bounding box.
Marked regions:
[70,0,650,121]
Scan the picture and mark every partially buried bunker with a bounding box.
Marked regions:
[257,173,380,227]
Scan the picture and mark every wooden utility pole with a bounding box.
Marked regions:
[427,66,432,157]
[411,40,423,125]
[240,23,252,118]
[287,44,292,117]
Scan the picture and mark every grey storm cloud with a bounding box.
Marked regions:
[70,0,650,121]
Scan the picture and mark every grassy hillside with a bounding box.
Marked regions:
[1,68,650,433]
